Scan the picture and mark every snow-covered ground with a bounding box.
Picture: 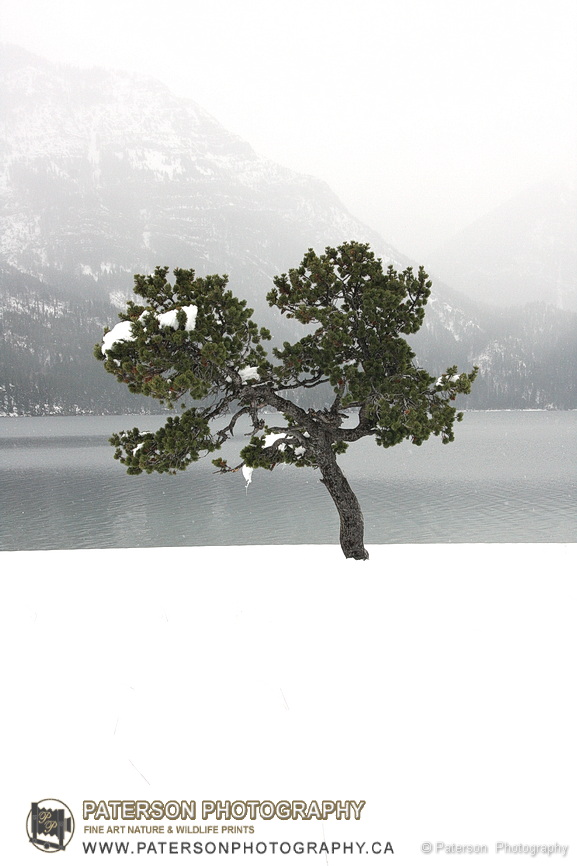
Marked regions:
[2,543,575,863]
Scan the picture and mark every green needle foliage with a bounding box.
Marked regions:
[95,242,477,560]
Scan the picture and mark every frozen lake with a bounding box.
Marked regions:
[0,410,575,550]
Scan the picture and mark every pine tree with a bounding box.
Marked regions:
[95,242,477,559]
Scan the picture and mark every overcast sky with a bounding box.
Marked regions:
[2,0,576,258]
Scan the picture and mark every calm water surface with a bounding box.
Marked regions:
[0,411,574,550]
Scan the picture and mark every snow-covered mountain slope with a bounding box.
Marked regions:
[0,262,162,415]
[0,45,399,318]
[1,45,575,413]
[427,179,577,311]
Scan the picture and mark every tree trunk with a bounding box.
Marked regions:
[318,451,369,560]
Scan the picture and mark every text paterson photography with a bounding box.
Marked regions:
[82,800,366,821]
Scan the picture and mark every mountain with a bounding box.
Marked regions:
[0,262,161,414]
[1,45,575,414]
[0,44,394,314]
[411,296,577,410]
[426,179,577,311]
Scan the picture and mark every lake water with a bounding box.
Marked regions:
[0,411,574,550]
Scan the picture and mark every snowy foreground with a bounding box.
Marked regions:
[3,543,575,863]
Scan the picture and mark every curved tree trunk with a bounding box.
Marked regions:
[318,451,369,560]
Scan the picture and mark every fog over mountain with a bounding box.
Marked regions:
[1,46,575,415]
[427,179,577,311]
